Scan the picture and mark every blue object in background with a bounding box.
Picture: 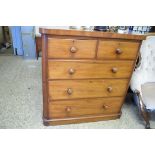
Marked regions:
[10,26,36,59]
[11,26,24,56]
[21,26,36,59]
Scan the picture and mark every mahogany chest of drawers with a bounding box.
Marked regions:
[39,28,145,125]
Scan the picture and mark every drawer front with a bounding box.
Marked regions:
[97,40,140,60]
[48,79,128,100]
[49,97,123,118]
[47,38,97,58]
[48,60,134,79]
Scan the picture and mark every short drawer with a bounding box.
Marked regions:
[49,97,123,118]
[48,79,128,100]
[97,40,140,60]
[47,38,97,58]
[48,60,134,79]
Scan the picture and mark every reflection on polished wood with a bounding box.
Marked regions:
[40,28,146,125]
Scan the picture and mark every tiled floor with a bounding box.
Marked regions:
[0,55,155,129]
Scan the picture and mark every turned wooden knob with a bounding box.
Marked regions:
[70,46,77,53]
[68,68,75,75]
[67,88,73,95]
[66,107,71,112]
[116,48,123,54]
[103,105,109,110]
[111,67,118,73]
[107,86,113,92]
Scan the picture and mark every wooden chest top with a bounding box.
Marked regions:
[39,28,146,40]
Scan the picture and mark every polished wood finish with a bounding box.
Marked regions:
[40,28,145,125]
[48,60,134,79]
[42,34,49,119]
[97,41,140,60]
[49,97,123,118]
[48,79,128,100]
[39,28,146,40]
[47,38,97,58]
[44,113,121,126]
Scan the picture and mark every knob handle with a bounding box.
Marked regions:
[103,105,109,110]
[66,107,71,112]
[111,67,118,73]
[107,86,113,92]
[68,68,75,75]
[116,48,123,54]
[67,88,73,95]
[70,46,77,53]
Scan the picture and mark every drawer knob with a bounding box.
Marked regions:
[68,68,75,75]
[70,46,77,53]
[66,107,71,112]
[111,67,118,73]
[67,88,73,95]
[103,105,109,110]
[116,48,123,54]
[107,86,113,92]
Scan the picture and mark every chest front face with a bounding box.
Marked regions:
[41,29,144,126]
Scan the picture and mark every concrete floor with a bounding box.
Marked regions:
[0,55,155,129]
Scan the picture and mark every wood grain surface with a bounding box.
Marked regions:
[48,38,97,58]
[97,40,140,59]
[48,79,129,100]
[40,28,146,40]
[49,97,123,118]
[40,28,145,125]
[48,60,134,79]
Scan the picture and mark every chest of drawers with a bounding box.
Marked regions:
[40,28,145,125]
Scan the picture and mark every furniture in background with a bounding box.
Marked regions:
[11,26,36,59]
[11,26,24,55]
[130,35,155,129]
[40,28,145,125]
[21,26,36,59]
[35,35,42,59]
[2,26,11,43]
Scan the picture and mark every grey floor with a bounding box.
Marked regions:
[0,47,14,55]
[0,55,155,129]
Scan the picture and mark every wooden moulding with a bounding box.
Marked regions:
[39,28,146,41]
[43,113,121,126]
[42,34,49,119]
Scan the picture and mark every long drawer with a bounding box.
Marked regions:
[48,79,129,100]
[47,38,97,58]
[97,40,140,60]
[49,97,123,118]
[48,60,134,79]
